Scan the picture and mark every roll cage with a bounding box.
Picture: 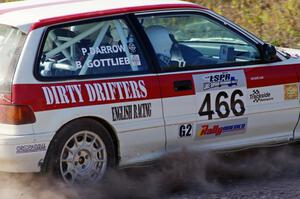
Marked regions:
[40,19,139,77]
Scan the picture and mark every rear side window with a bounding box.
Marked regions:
[0,25,26,93]
[38,18,148,78]
[138,13,261,71]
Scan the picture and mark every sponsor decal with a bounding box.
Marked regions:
[193,70,247,92]
[284,84,298,100]
[250,89,273,103]
[75,57,131,68]
[193,71,247,120]
[81,45,126,56]
[42,80,148,105]
[131,54,141,66]
[128,42,137,53]
[16,143,46,154]
[198,89,245,120]
[14,76,160,112]
[178,124,193,138]
[203,73,238,90]
[76,45,141,68]
[250,76,264,81]
[196,118,247,139]
[112,103,152,121]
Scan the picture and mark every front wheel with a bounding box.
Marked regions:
[44,118,116,184]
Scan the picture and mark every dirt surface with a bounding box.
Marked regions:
[168,144,300,199]
[1,144,300,199]
[170,176,300,199]
[169,172,300,199]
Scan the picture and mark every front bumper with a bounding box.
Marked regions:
[0,133,52,173]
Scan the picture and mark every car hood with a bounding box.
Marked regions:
[277,47,300,59]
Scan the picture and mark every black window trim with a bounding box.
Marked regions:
[127,14,161,73]
[133,9,281,74]
[34,14,156,82]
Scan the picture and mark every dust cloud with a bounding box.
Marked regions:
[1,144,300,199]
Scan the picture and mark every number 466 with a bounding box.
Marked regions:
[199,89,245,120]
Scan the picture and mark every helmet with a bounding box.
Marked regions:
[145,25,173,59]
[145,25,186,68]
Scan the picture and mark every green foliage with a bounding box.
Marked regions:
[190,0,300,48]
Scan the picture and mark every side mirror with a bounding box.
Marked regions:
[261,43,277,61]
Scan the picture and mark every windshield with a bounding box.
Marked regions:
[0,25,26,93]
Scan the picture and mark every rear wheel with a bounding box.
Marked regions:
[44,118,116,184]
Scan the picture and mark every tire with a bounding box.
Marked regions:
[44,118,116,184]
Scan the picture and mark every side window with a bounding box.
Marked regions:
[138,14,261,71]
[38,18,148,78]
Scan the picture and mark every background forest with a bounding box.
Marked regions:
[0,0,299,48]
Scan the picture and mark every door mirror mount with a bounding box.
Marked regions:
[261,43,277,61]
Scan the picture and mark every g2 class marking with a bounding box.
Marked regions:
[179,124,193,138]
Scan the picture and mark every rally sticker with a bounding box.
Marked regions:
[249,89,273,103]
[195,118,247,140]
[193,70,246,92]
[193,70,247,120]
[128,42,137,53]
[131,54,141,66]
[42,80,148,105]
[16,143,47,154]
[178,124,193,138]
[76,45,142,69]
[81,45,126,56]
[111,102,152,121]
[284,84,298,100]
[247,85,284,105]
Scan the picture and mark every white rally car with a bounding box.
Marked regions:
[0,0,300,184]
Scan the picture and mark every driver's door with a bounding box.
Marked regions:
[136,11,299,152]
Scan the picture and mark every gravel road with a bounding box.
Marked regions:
[170,176,300,199]
[1,144,300,199]
[168,144,300,199]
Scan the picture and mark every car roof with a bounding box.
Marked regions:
[0,0,204,33]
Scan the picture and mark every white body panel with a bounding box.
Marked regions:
[164,65,300,153]
[33,99,165,165]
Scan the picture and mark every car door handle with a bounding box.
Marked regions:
[173,80,192,92]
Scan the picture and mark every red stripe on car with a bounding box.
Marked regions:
[13,76,161,112]
[245,64,299,88]
[12,63,300,112]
